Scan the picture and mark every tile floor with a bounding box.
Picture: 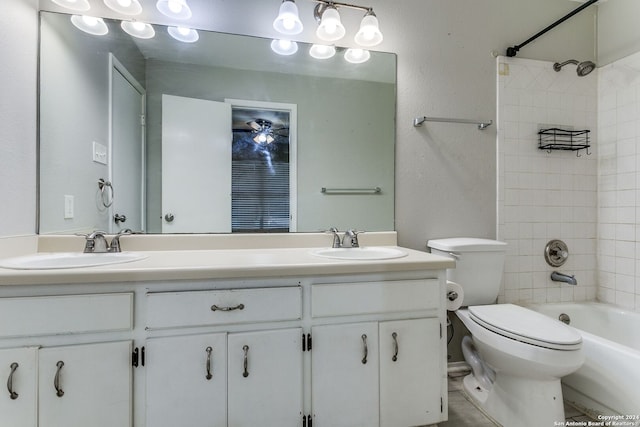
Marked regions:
[438,371,595,427]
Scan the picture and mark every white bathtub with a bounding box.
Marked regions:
[527,302,640,417]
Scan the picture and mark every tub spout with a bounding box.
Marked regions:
[551,271,577,286]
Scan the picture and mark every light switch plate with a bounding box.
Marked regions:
[64,195,74,219]
[92,141,108,165]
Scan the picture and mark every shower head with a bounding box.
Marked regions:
[553,59,596,76]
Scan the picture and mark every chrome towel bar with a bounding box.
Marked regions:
[413,116,493,130]
[321,187,381,195]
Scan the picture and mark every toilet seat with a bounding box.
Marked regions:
[468,304,582,350]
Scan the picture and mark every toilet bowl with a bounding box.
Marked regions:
[427,238,584,427]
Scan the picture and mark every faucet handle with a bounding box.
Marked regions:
[325,227,342,248]
[82,230,108,253]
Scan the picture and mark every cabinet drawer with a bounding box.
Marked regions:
[0,293,133,338]
[312,279,440,318]
[146,286,301,329]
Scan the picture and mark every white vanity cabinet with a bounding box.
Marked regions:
[0,293,134,427]
[0,347,38,427]
[145,286,303,427]
[310,279,445,427]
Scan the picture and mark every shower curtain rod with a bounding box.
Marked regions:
[506,0,599,57]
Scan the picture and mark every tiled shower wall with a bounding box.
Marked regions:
[497,57,598,305]
[597,51,640,311]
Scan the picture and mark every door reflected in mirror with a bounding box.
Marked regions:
[38,11,396,234]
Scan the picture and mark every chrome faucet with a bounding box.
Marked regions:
[83,231,109,253]
[82,229,135,253]
[551,271,577,286]
[342,229,363,248]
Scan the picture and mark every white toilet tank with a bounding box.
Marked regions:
[427,238,508,306]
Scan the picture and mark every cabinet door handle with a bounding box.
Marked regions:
[242,345,250,378]
[361,334,368,364]
[7,362,18,400]
[392,332,399,362]
[54,361,64,397]
[205,347,213,380]
[211,303,245,312]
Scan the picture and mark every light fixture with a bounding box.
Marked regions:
[271,39,299,56]
[273,0,303,35]
[156,0,192,20]
[103,0,142,15]
[309,44,336,59]
[354,9,383,47]
[168,26,199,43]
[52,0,90,12]
[315,3,346,42]
[70,15,109,36]
[121,21,155,39]
[344,48,370,64]
[249,120,276,145]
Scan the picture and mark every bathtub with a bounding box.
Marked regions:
[527,302,640,417]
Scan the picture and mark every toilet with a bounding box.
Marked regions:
[427,238,584,427]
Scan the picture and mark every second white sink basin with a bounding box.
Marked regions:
[311,247,408,260]
[0,252,148,270]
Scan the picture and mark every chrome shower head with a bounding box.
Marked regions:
[553,59,596,77]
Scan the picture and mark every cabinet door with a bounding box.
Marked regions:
[0,347,37,427]
[228,328,302,427]
[379,318,442,427]
[38,341,132,427]
[146,333,227,427]
[311,322,379,427]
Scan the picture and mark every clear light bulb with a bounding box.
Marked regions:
[117,0,132,6]
[132,21,146,31]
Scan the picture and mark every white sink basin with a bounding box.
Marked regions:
[311,247,408,260]
[0,252,148,270]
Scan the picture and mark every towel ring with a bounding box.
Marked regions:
[98,178,114,208]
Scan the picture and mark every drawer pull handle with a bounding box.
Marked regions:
[7,362,18,400]
[205,347,213,380]
[392,332,399,362]
[361,334,368,364]
[54,361,64,397]
[211,303,245,312]
[242,345,250,378]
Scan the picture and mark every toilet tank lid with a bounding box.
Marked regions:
[427,238,508,252]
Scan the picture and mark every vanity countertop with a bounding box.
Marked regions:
[0,245,454,286]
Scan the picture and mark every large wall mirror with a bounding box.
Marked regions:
[38,11,396,234]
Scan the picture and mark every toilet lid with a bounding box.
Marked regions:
[468,304,582,350]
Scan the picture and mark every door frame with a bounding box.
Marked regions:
[108,53,146,233]
[225,99,298,232]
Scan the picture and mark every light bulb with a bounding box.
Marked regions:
[71,15,109,35]
[354,12,383,47]
[273,0,303,35]
[258,134,267,143]
[104,0,142,15]
[117,0,131,6]
[157,0,192,19]
[168,26,199,42]
[168,0,182,13]
[52,0,90,12]
[271,39,298,56]
[344,48,370,64]
[309,44,336,60]
[316,6,345,42]
[121,20,155,39]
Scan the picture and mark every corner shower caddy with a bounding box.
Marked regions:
[538,128,591,157]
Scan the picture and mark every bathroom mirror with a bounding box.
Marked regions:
[38,11,396,234]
